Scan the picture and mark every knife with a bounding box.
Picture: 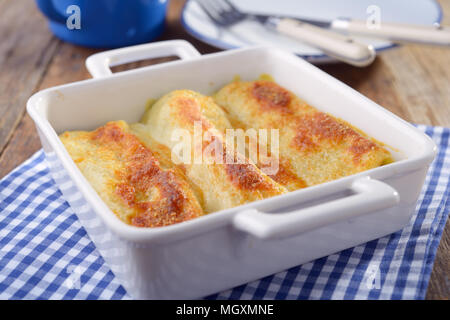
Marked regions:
[257,15,450,47]
[255,16,377,67]
[195,0,377,67]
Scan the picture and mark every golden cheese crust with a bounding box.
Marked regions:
[140,90,287,213]
[59,80,393,227]
[214,80,393,188]
[60,121,204,228]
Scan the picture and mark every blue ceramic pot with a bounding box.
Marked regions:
[36,0,168,48]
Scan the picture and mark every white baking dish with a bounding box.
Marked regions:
[27,40,436,299]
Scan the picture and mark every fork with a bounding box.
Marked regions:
[195,0,376,67]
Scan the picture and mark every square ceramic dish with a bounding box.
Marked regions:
[27,40,436,299]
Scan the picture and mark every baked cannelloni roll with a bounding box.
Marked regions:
[214,80,393,188]
[60,121,204,227]
[140,90,288,213]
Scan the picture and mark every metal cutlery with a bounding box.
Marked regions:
[196,0,376,67]
[298,17,450,47]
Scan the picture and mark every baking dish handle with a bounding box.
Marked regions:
[85,40,201,78]
[233,177,399,240]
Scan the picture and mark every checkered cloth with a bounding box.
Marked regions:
[0,125,448,300]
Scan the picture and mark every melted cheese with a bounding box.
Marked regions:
[213,80,393,188]
[60,121,204,227]
[60,80,394,227]
[140,90,288,213]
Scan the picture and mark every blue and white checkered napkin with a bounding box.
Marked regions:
[0,125,448,300]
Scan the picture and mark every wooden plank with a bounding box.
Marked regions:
[0,0,59,153]
[0,43,96,178]
[382,45,450,126]
[321,58,411,121]
[427,220,450,299]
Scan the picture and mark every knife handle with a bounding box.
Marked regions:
[275,18,375,67]
[332,19,450,46]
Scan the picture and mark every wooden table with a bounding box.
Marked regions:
[0,0,448,299]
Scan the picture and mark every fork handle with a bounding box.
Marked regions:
[275,18,375,67]
[332,19,450,46]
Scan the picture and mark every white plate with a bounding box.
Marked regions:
[181,0,443,63]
